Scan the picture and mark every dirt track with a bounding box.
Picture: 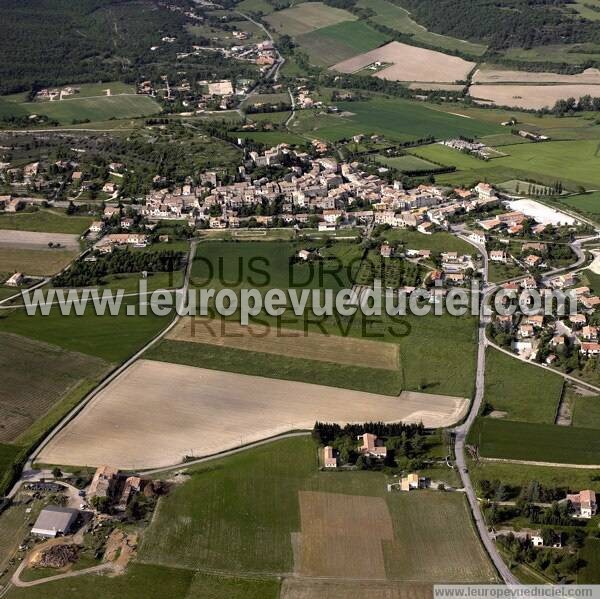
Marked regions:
[37,359,468,469]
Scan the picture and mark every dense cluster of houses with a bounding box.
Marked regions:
[491,271,600,361]
[134,144,502,235]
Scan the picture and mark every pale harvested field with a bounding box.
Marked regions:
[0,229,79,250]
[0,248,77,275]
[332,42,475,83]
[296,491,393,579]
[167,317,400,370]
[473,66,600,84]
[38,359,468,469]
[266,2,355,36]
[408,83,465,91]
[280,579,433,599]
[470,84,600,110]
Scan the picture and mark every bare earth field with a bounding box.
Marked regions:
[280,579,433,599]
[265,2,355,36]
[473,66,600,84]
[0,332,109,442]
[167,317,400,370]
[332,42,475,83]
[0,229,80,251]
[38,359,469,469]
[295,491,393,579]
[469,84,600,109]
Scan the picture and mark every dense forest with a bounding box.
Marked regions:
[398,0,600,50]
[0,0,194,94]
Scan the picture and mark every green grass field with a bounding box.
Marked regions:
[139,436,495,582]
[579,538,600,584]
[296,21,390,67]
[375,153,443,173]
[469,459,600,493]
[5,94,161,125]
[484,348,564,423]
[231,130,308,146]
[0,332,109,442]
[191,240,361,292]
[502,43,600,66]
[187,240,476,397]
[413,140,600,191]
[378,229,475,254]
[0,209,92,234]
[237,0,275,14]
[0,442,23,496]
[409,143,493,171]
[145,339,403,395]
[580,269,600,294]
[469,417,600,464]
[572,394,600,429]
[357,0,487,56]
[0,296,170,363]
[559,191,600,216]
[296,98,502,142]
[265,2,355,36]
[6,563,279,599]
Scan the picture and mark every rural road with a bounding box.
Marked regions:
[453,235,520,585]
[453,219,600,585]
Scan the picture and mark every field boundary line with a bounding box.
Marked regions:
[479,457,600,469]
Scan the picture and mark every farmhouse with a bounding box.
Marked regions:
[323,446,337,468]
[88,465,119,499]
[580,342,600,356]
[89,221,104,233]
[567,490,597,518]
[5,272,24,287]
[469,231,486,244]
[31,506,79,538]
[358,433,387,458]
[490,250,507,263]
[400,472,424,491]
[525,254,542,268]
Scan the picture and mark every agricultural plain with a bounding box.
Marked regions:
[139,437,496,582]
[2,94,161,124]
[0,210,92,234]
[332,41,475,84]
[0,247,77,275]
[470,84,600,110]
[296,21,390,67]
[167,317,400,370]
[0,332,109,442]
[265,2,355,36]
[38,359,468,469]
[473,66,600,84]
[0,229,80,251]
